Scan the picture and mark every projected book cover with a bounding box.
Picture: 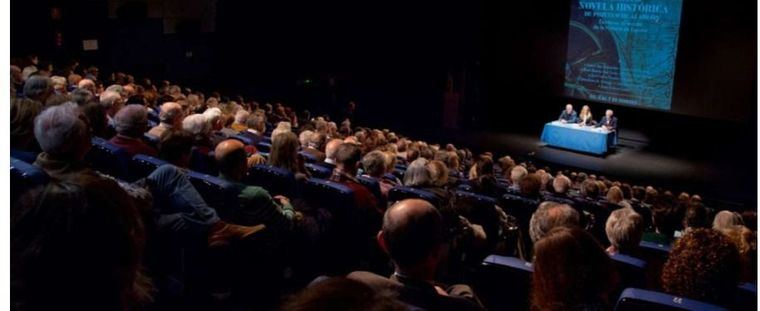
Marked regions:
[564,0,683,110]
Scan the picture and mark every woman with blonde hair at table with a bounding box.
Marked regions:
[578,105,595,126]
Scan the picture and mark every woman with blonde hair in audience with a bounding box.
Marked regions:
[269,131,309,180]
[712,210,744,231]
[720,225,757,283]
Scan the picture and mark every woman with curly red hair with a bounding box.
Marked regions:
[661,228,741,307]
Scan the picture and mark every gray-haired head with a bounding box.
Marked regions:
[105,84,126,98]
[182,113,211,138]
[605,208,644,254]
[114,105,148,138]
[23,75,53,101]
[70,88,94,106]
[362,150,387,177]
[34,102,90,159]
[713,210,744,232]
[403,158,432,187]
[529,201,580,243]
[234,109,249,124]
[159,102,183,126]
[99,91,123,111]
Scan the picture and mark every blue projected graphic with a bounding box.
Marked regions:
[564,0,684,110]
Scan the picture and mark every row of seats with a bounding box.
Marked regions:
[475,254,756,311]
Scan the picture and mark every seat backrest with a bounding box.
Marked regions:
[638,241,672,259]
[610,253,648,293]
[245,164,298,197]
[474,255,533,311]
[142,133,160,149]
[147,108,160,123]
[388,186,440,207]
[391,168,405,180]
[231,133,254,146]
[736,282,757,311]
[255,141,272,153]
[10,148,39,164]
[356,175,383,202]
[455,191,501,243]
[186,170,240,219]
[11,157,50,204]
[189,147,218,176]
[299,150,319,163]
[302,178,355,215]
[85,137,134,181]
[305,163,332,179]
[615,288,728,311]
[131,154,169,180]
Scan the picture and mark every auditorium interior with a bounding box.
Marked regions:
[7,0,759,310]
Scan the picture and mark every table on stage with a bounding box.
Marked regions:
[540,121,617,155]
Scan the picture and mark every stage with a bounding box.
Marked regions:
[408,127,755,211]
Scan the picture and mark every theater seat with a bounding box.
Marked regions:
[735,282,756,311]
[231,133,254,146]
[474,255,533,311]
[143,133,160,149]
[11,148,39,164]
[299,151,318,163]
[388,186,440,207]
[147,108,160,124]
[189,147,218,176]
[610,253,647,297]
[356,175,383,203]
[186,170,240,219]
[302,178,355,215]
[245,164,299,197]
[614,288,728,311]
[256,141,272,153]
[305,163,332,179]
[85,137,134,181]
[131,154,169,180]
[11,157,49,204]
[455,191,501,245]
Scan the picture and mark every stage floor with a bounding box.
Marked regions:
[409,128,755,210]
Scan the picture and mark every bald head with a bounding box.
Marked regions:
[215,139,247,179]
[381,199,443,269]
[325,138,343,161]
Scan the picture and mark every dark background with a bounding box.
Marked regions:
[11,0,758,206]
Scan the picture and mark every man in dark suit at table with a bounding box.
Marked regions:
[558,104,578,123]
[597,109,618,131]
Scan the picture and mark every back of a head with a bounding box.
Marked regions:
[403,158,432,187]
[215,139,247,177]
[382,199,444,269]
[510,165,528,184]
[552,175,572,194]
[605,208,644,254]
[683,203,709,229]
[532,226,615,311]
[325,139,343,160]
[529,201,580,243]
[246,114,266,133]
[335,143,362,167]
[12,181,146,309]
[99,91,122,110]
[34,103,90,158]
[299,130,314,147]
[70,88,94,106]
[24,75,53,99]
[519,173,542,197]
[309,132,327,150]
[427,160,449,187]
[362,150,387,177]
[114,105,148,137]
[606,186,624,204]
[662,228,741,306]
[282,277,404,311]
[159,130,193,165]
[182,113,210,138]
[159,102,183,124]
[713,210,744,231]
[11,97,43,150]
[582,180,600,198]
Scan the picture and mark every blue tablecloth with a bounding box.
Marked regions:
[540,122,615,155]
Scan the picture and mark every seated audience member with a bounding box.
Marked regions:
[641,203,680,245]
[468,155,503,198]
[182,113,215,154]
[532,227,617,310]
[81,100,111,140]
[518,173,542,200]
[231,110,249,132]
[238,114,266,145]
[148,102,183,138]
[496,156,516,181]
[331,143,381,216]
[605,208,644,256]
[100,90,123,127]
[270,132,310,180]
[77,78,97,95]
[661,228,741,307]
[317,138,343,170]
[302,132,328,162]
[712,210,745,231]
[551,175,572,197]
[23,75,53,104]
[509,165,528,192]
[12,181,151,310]
[109,105,158,157]
[158,130,194,168]
[719,225,757,283]
[403,158,432,188]
[271,122,293,142]
[606,186,626,207]
[11,98,43,161]
[361,150,394,199]
[281,277,405,311]
[298,130,314,149]
[529,201,581,244]
[215,140,298,233]
[681,203,709,235]
[348,199,483,310]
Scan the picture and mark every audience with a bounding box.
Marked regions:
[109,104,157,157]
[528,201,580,244]
[148,101,183,138]
[713,210,744,231]
[282,277,405,311]
[270,131,309,180]
[605,208,644,256]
